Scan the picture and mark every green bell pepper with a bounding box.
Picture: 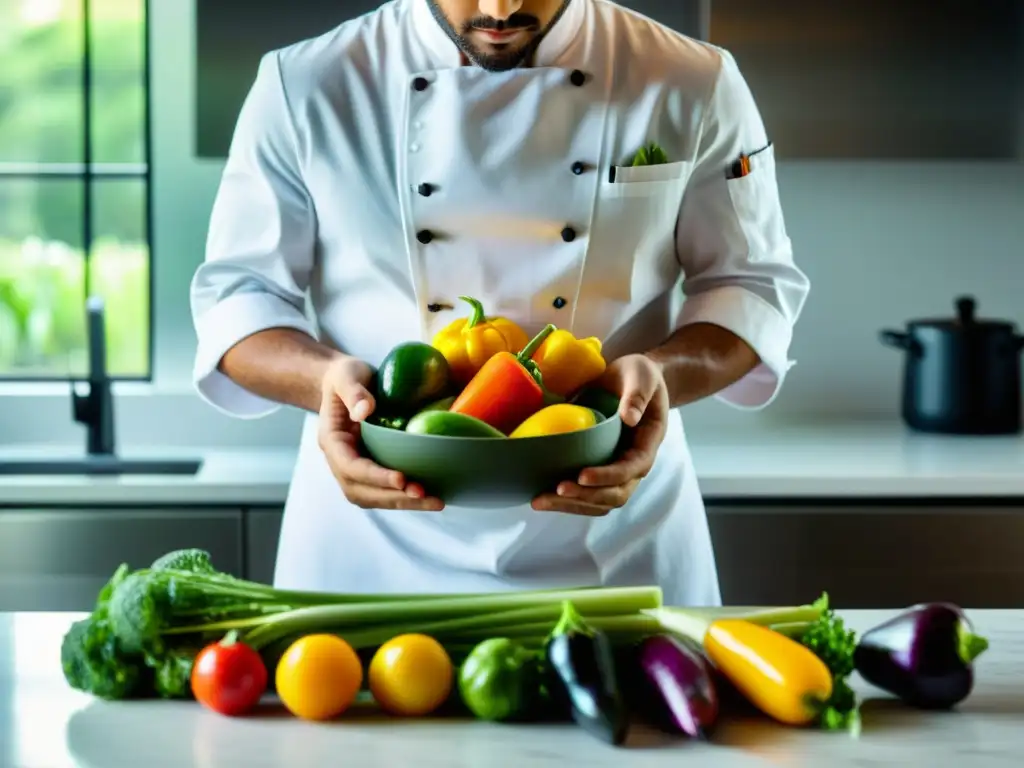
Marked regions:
[458,638,554,722]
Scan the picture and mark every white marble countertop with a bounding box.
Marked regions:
[1,609,1020,768]
[2,422,1024,506]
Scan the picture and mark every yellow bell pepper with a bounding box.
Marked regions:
[530,329,607,398]
[431,296,530,385]
[510,404,599,438]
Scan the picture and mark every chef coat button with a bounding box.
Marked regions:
[571,161,586,175]
[417,229,434,244]
[413,76,429,92]
[561,226,577,242]
[552,297,567,309]
[569,69,586,87]
[418,183,434,197]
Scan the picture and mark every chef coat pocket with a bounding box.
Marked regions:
[724,144,785,258]
[580,161,691,313]
[607,160,690,194]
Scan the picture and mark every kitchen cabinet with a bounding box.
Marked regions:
[708,0,1024,160]
[0,508,244,612]
[244,507,284,585]
[706,504,1024,609]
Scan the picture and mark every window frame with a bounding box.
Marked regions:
[0,0,154,384]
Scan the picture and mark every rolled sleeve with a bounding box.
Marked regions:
[674,48,810,410]
[193,290,316,418]
[189,51,318,419]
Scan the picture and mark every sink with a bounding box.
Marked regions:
[0,457,203,476]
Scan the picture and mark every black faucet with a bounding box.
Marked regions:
[0,295,203,476]
[72,296,116,457]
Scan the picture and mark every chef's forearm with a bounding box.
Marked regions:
[218,328,343,413]
[643,322,761,408]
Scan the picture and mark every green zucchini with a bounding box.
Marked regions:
[406,410,506,438]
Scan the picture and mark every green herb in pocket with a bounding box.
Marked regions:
[630,142,669,167]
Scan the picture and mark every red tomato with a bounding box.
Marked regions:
[191,636,268,716]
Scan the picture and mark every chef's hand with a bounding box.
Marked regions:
[532,354,669,517]
[318,356,445,511]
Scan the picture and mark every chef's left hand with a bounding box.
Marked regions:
[532,353,669,517]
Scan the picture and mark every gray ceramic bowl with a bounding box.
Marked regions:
[360,414,623,508]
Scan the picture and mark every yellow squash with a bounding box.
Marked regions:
[509,403,599,438]
[530,329,607,398]
[704,620,833,727]
[431,296,529,385]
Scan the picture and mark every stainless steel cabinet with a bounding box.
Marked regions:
[0,508,244,612]
[244,507,284,585]
[706,505,1024,609]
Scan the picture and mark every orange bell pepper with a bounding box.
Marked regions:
[431,296,530,385]
[449,325,555,435]
[704,620,833,727]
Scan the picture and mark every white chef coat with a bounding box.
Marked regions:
[189,0,809,606]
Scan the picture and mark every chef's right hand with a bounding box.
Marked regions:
[317,356,445,511]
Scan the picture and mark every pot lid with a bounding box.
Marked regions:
[908,296,1016,331]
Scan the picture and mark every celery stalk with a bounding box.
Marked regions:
[335,610,661,654]
[644,603,825,646]
[442,614,661,639]
[237,585,663,650]
[769,622,813,639]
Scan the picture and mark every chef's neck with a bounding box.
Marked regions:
[426,0,575,71]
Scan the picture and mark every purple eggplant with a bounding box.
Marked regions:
[637,634,719,739]
[854,602,990,710]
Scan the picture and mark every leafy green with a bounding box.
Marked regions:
[630,142,669,167]
[800,593,861,732]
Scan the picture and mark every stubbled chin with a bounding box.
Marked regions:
[464,41,535,71]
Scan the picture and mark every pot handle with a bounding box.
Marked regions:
[880,329,910,349]
[879,329,923,356]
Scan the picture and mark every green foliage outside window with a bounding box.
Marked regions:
[0,0,150,378]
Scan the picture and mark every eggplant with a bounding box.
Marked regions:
[545,601,629,746]
[854,602,990,710]
[637,634,719,739]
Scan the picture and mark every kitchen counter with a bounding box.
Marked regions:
[1,609,1021,767]
[2,422,1024,506]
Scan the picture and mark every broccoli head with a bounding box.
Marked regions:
[60,616,146,700]
[107,571,174,656]
[95,563,131,610]
[151,648,198,699]
[151,549,216,574]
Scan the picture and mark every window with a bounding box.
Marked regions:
[0,0,150,380]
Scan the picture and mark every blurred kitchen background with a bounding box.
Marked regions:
[1,0,1023,612]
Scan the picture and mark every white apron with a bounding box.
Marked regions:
[192,0,808,608]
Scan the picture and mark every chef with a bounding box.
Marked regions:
[189,0,809,605]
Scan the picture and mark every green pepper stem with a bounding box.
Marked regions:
[517,324,556,364]
[523,361,546,390]
[458,296,486,329]
[550,600,591,639]
[957,623,989,664]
